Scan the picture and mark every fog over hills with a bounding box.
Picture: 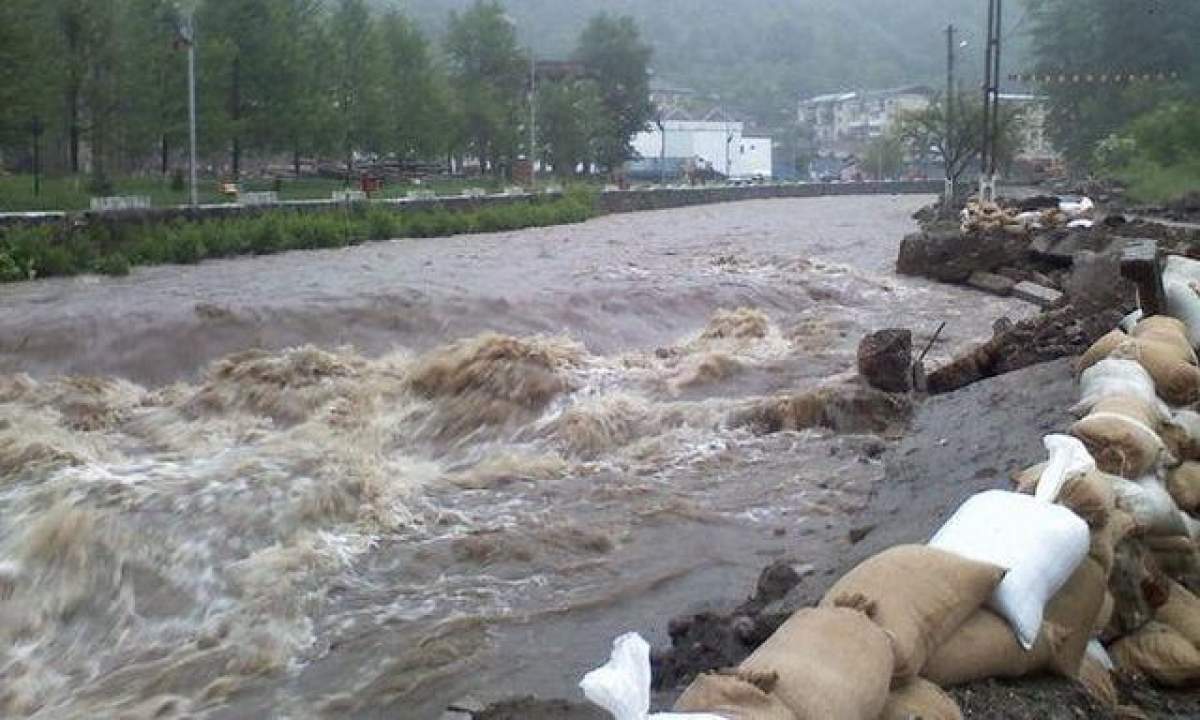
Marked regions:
[385,0,1030,124]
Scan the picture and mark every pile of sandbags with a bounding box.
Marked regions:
[959,199,1027,235]
[583,308,1200,719]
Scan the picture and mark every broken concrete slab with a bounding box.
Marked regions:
[1012,281,1066,309]
[968,271,1016,296]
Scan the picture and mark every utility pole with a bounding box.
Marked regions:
[656,114,666,186]
[945,24,956,206]
[981,0,1003,201]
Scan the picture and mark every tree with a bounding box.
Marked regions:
[574,13,654,175]
[896,93,1022,193]
[1026,0,1200,171]
[119,0,187,176]
[266,0,334,176]
[445,0,525,176]
[862,133,905,181]
[539,78,604,177]
[377,11,448,164]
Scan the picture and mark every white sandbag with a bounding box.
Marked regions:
[929,490,1090,650]
[1111,475,1188,537]
[1072,358,1169,421]
[1068,219,1095,229]
[1087,638,1115,671]
[1120,310,1145,334]
[1163,256,1200,347]
[581,633,727,720]
[1037,434,1097,502]
[1059,196,1095,219]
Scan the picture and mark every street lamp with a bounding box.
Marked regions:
[175,3,200,207]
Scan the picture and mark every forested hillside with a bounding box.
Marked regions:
[395,0,1030,123]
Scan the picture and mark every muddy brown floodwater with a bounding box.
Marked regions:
[0,196,1037,719]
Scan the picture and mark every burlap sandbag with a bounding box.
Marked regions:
[1128,338,1200,406]
[879,678,962,720]
[1156,579,1200,649]
[1059,469,1117,528]
[1162,410,1200,462]
[1110,621,1200,687]
[735,606,894,720]
[922,608,1061,686]
[1145,534,1200,584]
[1012,461,1047,494]
[924,556,1107,684]
[1044,556,1110,676]
[1077,653,1119,709]
[672,671,796,720]
[1167,462,1200,513]
[1132,316,1198,363]
[1071,394,1169,479]
[819,545,1004,679]
[1077,329,1129,373]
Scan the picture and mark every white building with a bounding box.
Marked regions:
[799,85,934,152]
[632,120,773,179]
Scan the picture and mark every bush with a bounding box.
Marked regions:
[95,252,131,276]
[0,192,596,283]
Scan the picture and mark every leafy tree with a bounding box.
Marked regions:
[896,94,1022,191]
[539,78,604,177]
[1025,0,1200,170]
[574,14,654,174]
[118,0,188,175]
[862,133,905,181]
[378,11,449,163]
[267,0,335,176]
[444,0,525,176]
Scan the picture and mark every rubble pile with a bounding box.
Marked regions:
[581,262,1200,719]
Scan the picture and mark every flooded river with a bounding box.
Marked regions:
[0,196,1035,718]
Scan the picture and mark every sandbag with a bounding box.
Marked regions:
[1071,395,1170,479]
[922,608,1059,686]
[1112,475,1188,537]
[1037,434,1099,505]
[1072,358,1166,421]
[1162,410,1200,462]
[1096,591,1115,634]
[1077,329,1128,373]
[929,490,1090,650]
[1131,316,1198,363]
[879,678,962,720]
[737,607,894,720]
[583,633,730,720]
[820,545,1003,679]
[1043,557,1110,676]
[1110,621,1200,687]
[1163,260,1200,346]
[1145,535,1200,584]
[1121,338,1200,406]
[1012,461,1046,494]
[1108,538,1168,640]
[1167,461,1200,513]
[671,672,794,720]
[1077,652,1119,709]
[1156,579,1200,649]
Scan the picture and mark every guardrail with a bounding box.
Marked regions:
[0,180,943,230]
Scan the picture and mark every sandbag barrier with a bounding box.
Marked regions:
[580,257,1200,719]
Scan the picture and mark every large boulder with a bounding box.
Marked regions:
[858,329,913,393]
[897,228,1027,283]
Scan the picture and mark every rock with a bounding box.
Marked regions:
[448,696,487,714]
[857,328,913,393]
[1016,194,1061,212]
[755,560,803,602]
[1012,281,1065,309]
[897,228,1027,283]
[848,524,876,544]
[968,271,1016,296]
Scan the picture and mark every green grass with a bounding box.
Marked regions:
[1115,159,1200,205]
[0,188,597,283]
[0,174,533,213]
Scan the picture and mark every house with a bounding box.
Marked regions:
[632,119,772,180]
[799,85,934,154]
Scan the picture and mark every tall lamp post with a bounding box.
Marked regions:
[529,48,537,189]
[176,6,200,207]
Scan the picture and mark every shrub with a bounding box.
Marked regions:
[95,252,131,276]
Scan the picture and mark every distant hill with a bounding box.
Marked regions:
[382,0,1031,125]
